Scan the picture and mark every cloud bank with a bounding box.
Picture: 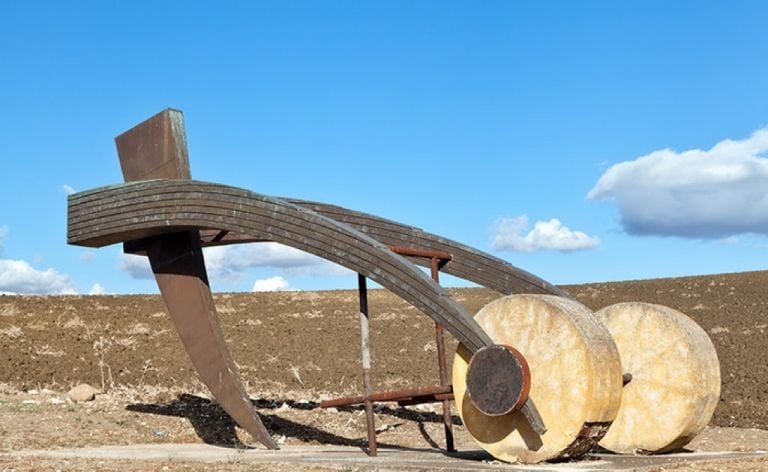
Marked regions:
[203,243,350,281]
[252,276,292,292]
[0,259,76,294]
[0,227,77,294]
[118,243,352,289]
[492,215,600,252]
[89,283,107,295]
[588,127,768,238]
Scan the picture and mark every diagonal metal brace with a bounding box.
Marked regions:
[114,109,276,449]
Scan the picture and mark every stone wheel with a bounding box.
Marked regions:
[596,302,721,453]
[453,294,623,463]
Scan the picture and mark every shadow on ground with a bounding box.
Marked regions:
[127,393,461,451]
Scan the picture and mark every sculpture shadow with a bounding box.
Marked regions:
[126,393,462,453]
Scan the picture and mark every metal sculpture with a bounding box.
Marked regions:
[67,109,720,464]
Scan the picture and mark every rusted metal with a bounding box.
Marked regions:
[114,108,191,181]
[396,392,455,407]
[466,344,531,417]
[321,385,454,408]
[389,245,452,262]
[113,109,276,450]
[387,245,455,451]
[357,274,377,456]
[430,257,454,452]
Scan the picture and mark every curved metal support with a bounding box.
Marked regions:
[145,231,277,448]
[106,109,276,448]
[67,180,494,353]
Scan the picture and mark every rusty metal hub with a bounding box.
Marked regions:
[466,344,531,416]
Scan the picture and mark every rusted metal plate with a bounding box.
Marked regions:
[320,385,454,408]
[143,231,276,449]
[115,108,191,181]
[465,344,531,417]
[112,109,276,450]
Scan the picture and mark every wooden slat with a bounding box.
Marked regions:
[68,185,568,298]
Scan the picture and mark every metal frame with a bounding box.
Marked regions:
[67,108,551,451]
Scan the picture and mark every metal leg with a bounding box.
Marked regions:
[113,110,275,449]
[145,231,277,449]
[358,274,377,456]
[431,258,455,452]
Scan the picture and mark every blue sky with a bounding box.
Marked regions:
[2,2,768,295]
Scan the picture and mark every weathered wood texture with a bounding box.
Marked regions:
[67,180,493,353]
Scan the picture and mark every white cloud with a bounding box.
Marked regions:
[117,253,153,279]
[0,259,76,294]
[492,215,600,252]
[588,127,768,238]
[117,243,352,283]
[204,243,351,281]
[252,276,292,292]
[62,184,76,195]
[89,283,107,295]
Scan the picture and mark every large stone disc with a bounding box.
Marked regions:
[596,302,721,453]
[453,294,623,463]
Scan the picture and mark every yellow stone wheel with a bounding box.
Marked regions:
[596,303,721,453]
[453,294,623,463]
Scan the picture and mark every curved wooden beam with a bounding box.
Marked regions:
[67,180,494,353]
[286,200,568,298]
[192,202,567,298]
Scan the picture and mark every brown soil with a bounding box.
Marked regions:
[0,270,767,469]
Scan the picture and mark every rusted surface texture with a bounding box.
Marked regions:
[321,385,454,408]
[144,231,277,449]
[465,344,531,417]
[112,108,277,449]
[67,180,493,353]
[115,109,191,181]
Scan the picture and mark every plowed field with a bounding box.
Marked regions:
[1,270,767,470]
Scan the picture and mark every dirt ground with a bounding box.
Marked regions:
[0,270,767,470]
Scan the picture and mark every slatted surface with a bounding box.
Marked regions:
[67,179,493,353]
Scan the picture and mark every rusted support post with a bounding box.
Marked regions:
[358,273,377,456]
[430,257,455,452]
[321,385,453,408]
